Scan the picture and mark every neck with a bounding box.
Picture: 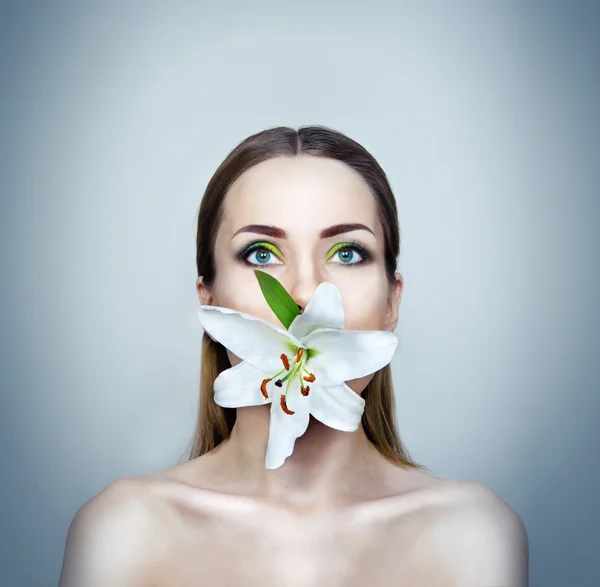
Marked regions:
[209,403,391,511]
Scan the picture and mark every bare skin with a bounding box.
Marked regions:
[58,155,528,586]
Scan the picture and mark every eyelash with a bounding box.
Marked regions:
[236,238,373,268]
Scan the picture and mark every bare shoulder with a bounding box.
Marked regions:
[420,481,529,586]
[58,478,170,587]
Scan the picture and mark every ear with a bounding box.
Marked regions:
[196,276,214,306]
[384,272,403,332]
[196,276,217,342]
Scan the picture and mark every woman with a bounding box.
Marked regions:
[59,125,529,586]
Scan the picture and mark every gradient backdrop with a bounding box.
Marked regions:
[1,1,598,585]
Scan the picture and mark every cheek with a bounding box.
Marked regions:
[341,286,388,331]
[216,273,286,329]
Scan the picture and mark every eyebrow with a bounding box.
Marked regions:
[231,223,375,240]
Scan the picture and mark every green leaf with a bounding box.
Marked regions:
[254,269,301,330]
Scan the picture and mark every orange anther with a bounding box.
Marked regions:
[302,373,315,382]
[295,348,304,362]
[280,394,295,414]
[300,385,310,397]
[280,354,290,370]
[260,378,271,399]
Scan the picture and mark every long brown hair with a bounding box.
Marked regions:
[183,125,428,472]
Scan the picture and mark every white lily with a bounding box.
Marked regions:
[197,281,398,470]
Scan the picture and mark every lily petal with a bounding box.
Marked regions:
[197,305,301,373]
[303,328,399,386]
[309,382,365,431]
[265,387,312,469]
[213,361,273,408]
[288,282,344,340]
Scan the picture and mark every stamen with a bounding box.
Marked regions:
[273,348,313,413]
[260,377,272,399]
[298,360,310,396]
[299,364,316,382]
[280,394,295,414]
[260,366,287,399]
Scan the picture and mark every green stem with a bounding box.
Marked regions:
[280,363,298,384]
[271,367,286,379]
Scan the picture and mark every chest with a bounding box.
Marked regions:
[157,501,439,587]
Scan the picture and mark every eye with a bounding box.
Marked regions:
[326,242,371,266]
[238,242,284,267]
[237,240,372,268]
[329,246,364,265]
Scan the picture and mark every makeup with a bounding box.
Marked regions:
[235,238,373,268]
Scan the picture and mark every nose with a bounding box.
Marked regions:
[286,261,321,316]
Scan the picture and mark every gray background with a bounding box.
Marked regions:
[1,1,598,585]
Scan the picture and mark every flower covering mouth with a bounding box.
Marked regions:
[196,270,398,469]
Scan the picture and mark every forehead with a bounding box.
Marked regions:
[220,155,380,239]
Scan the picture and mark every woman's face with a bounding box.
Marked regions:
[197,155,403,395]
